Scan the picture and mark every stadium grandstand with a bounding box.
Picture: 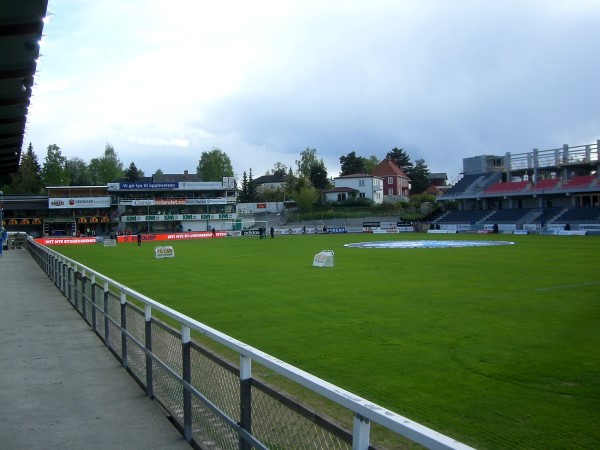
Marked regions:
[435,141,600,233]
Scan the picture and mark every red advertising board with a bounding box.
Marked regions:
[35,237,97,245]
[36,231,226,245]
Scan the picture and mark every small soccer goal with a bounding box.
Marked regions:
[313,250,335,268]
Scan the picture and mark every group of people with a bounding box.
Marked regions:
[108,229,143,246]
[258,226,275,239]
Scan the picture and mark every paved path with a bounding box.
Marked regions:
[0,249,190,449]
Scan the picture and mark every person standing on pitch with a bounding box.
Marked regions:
[0,228,6,257]
[270,226,274,238]
[137,231,142,246]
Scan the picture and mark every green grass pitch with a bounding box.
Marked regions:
[52,233,600,449]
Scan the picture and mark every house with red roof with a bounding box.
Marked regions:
[370,159,411,199]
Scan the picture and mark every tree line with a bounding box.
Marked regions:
[238,147,431,207]
[0,143,236,194]
[0,143,431,204]
[0,143,145,194]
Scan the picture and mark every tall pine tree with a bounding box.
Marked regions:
[386,147,413,175]
[248,168,255,201]
[124,162,144,181]
[409,158,431,194]
[240,170,249,202]
[10,143,44,193]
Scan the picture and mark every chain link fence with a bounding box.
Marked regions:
[29,238,472,450]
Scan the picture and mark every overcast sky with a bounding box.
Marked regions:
[26,0,600,182]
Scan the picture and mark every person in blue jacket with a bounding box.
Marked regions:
[0,228,7,257]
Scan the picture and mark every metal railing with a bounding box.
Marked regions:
[27,238,473,450]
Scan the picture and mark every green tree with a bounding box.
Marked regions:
[309,163,329,190]
[363,155,380,174]
[239,170,251,202]
[339,151,366,175]
[10,143,44,193]
[295,147,319,178]
[196,148,234,181]
[295,147,328,189]
[124,162,144,181]
[154,168,163,176]
[266,162,288,177]
[294,183,319,212]
[89,144,125,184]
[284,168,296,199]
[409,158,431,194]
[65,157,91,186]
[247,168,256,201]
[41,144,69,186]
[260,187,284,202]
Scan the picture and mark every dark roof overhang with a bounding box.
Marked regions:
[0,0,49,174]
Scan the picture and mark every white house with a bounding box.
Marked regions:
[253,174,286,192]
[323,174,384,204]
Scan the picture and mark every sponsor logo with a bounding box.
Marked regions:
[326,227,347,234]
[154,246,175,259]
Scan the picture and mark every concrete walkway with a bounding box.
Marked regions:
[0,249,190,449]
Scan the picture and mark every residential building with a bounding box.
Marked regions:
[323,174,383,204]
[370,159,410,200]
[253,174,286,192]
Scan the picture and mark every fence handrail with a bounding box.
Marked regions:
[31,238,473,450]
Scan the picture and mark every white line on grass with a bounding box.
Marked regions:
[535,281,600,292]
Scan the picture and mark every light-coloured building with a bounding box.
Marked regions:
[323,174,383,204]
[253,174,286,192]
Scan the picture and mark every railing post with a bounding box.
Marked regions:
[91,274,96,332]
[67,263,72,303]
[239,355,252,450]
[53,254,58,287]
[73,268,81,311]
[144,305,153,399]
[61,258,66,295]
[50,254,54,283]
[103,281,110,348]
[120,290,127,368]
[51,255,56,285]
[52,255,56,287]
[74,269,79,310]
[352,413,370,450]
[53,255,59,286]
[181,325,192,442]
[81,269,87,319]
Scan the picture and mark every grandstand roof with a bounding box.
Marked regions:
[0,0,48,174]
